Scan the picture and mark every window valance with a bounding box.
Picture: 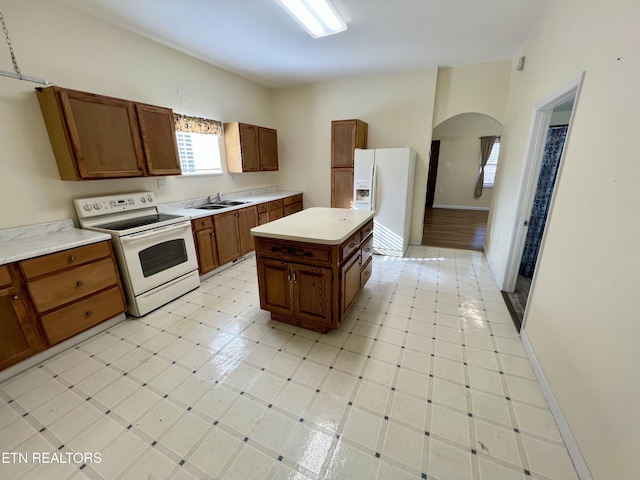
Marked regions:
[173,113,223,136]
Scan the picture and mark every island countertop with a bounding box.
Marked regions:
[251,207,374,245]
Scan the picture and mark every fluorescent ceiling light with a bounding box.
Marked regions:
[275,0,347,38]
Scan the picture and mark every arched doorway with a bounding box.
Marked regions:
[422,113,502,250]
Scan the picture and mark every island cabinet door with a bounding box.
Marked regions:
[341,252,362,316]
[258,259,291,316]
[292,264,332,326]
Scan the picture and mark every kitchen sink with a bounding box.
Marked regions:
[217,200,249,206]
[195,199,249,210]
[196,204,228,210]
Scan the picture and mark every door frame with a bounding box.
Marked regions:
[425,140,440,208]
[503,73,585,293]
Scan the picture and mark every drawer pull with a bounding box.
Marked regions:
[12,295,19,300]
[271,246,313,258]
[364,271,370,276]
[349,243,356,248]
[76,281,84,287]
[365,247,371,252]
[69,256,76,262]
[86,311,92,317]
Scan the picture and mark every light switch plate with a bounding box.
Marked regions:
[157,178,167,189]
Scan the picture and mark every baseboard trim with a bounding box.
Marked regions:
[432,204,490,211]
[520,329,593,480]
[484,250,505,289]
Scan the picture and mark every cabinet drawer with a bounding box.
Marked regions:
[193,216,213,232]
[20,242,112,280]
[269,199,284,210]
[359,220,374,240]
[283,194,303,206]
[258,212,269,225]
[360,256,373,289]
[284,203,302,216]
[40,287,125,345]
[28,258,119,313]
[257,239,332,265]
[340,231,362,262]
[361,234,374,265]
[0,265,11,288]
[269,208,284,221]
[256,202,268,214]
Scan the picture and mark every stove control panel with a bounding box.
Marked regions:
[75,192,157,218]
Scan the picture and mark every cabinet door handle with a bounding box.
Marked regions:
[293,271,297,283]
[12,295,19,300]
[287,269,291,282]
[211,232,215,236]
[86,311,92,317]
[76,281,84,287]
[69,255,76,262]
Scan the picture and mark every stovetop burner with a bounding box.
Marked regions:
[95,213,184,232]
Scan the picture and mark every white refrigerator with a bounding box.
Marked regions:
[353,147,416,257]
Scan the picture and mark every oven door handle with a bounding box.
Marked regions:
[120,222,191,243]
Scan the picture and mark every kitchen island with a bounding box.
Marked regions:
[251,207,374,333]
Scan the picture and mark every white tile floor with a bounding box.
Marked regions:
[0,246,579,480]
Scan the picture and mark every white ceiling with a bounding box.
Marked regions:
[57,0,551,88]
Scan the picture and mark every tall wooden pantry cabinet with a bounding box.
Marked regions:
[330,119,368,208]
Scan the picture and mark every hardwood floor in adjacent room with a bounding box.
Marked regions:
[422,207,489,251]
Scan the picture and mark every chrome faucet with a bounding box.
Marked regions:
[208,193,221,204]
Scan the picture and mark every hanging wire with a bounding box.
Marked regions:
[0,10,50,85]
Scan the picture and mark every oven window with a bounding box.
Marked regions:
[139,239,187,277]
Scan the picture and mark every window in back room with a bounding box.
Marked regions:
[483,138,500,188]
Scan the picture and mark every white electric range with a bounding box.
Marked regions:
[75,192,200,316]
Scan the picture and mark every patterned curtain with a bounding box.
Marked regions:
[475,135,497,197]
[519,125,568,277]
[173,113,223,135]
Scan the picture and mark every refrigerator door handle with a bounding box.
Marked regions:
[371,162,377,214]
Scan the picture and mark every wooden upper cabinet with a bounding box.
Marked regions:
[224,122,278,173]
[36,86,181,180]
[258,127,279,171]
[136,104,182,176]
[331,119,368,168]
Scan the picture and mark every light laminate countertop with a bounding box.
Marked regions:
[158,190,303,220]
[0,220,111,266]
[251,207,375,245]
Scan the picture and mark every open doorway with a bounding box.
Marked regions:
[422,113,502,250]
[502,75,583,331]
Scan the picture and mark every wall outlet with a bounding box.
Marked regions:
[157,178,167,189]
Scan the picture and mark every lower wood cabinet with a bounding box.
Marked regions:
[0,240,127,372]
[19,241,126,346]
[255,219,373,333]
[193,206,258,272]
[192,216,220,275]
[258,259,331,326]
[0,266,45,371]
[193,195,303,275]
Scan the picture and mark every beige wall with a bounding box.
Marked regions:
[272,68,438,245]
[0,0,279,229]
[432,113,501,209]
[485,0,640,477]
[433,60,511,127]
